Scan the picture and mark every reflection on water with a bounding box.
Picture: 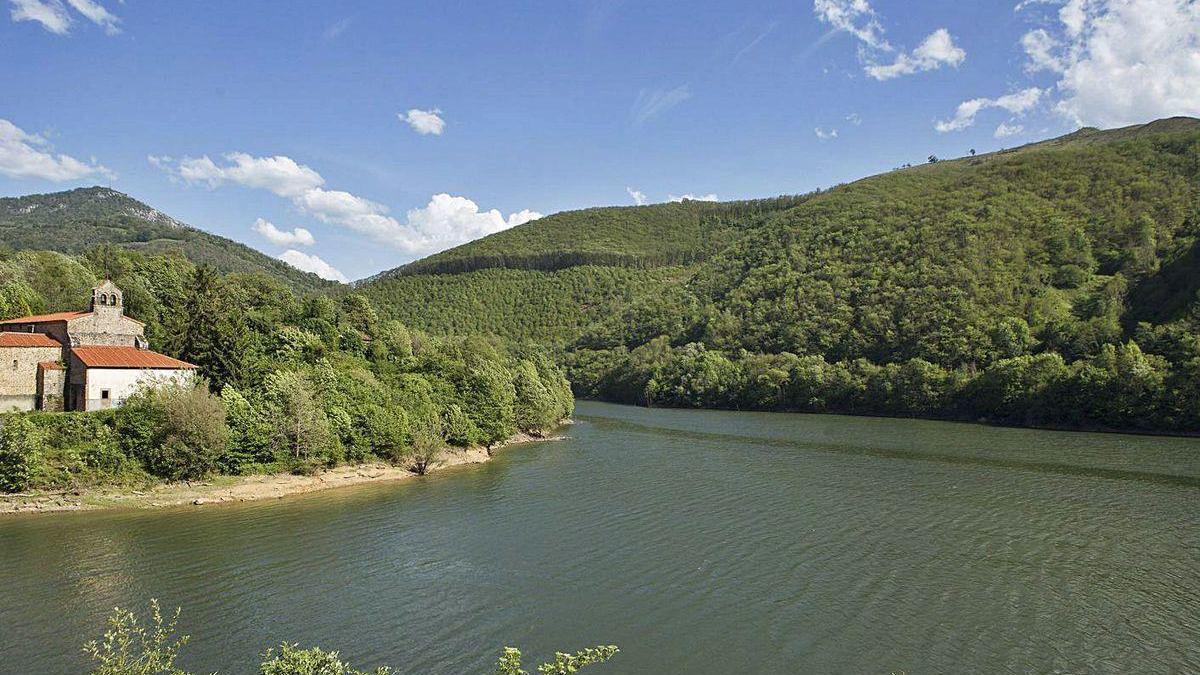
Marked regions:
[1,402,1197,674]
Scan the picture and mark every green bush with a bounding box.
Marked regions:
[116,384,229,481]
[0,415,45,492]
[258,644,390,675]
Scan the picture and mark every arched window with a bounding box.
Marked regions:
[99,293,108,306]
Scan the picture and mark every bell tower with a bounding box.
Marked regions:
[91,280,124,318]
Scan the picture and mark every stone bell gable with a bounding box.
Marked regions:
[66,280,146,348]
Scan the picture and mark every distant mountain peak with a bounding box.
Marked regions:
[0,187,334,292]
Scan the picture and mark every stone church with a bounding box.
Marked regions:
[0,281,196,412]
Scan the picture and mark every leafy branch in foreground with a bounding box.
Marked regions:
[84,603,618,675]
[83,600,191,675]
[495,645,620,675]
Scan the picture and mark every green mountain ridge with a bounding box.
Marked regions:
[359,117,1200,431]
[0,187,334,293]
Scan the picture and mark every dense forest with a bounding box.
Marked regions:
[361,118,1200,432]
[0,187,333,293]
[0,245,572,494]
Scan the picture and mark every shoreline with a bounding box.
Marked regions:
[0,429,565,516]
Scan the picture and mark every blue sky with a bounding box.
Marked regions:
[2,0,1198,281]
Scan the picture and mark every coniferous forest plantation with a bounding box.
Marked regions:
[1,118,1198,498]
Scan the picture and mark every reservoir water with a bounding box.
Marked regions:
[2,401,1198,673]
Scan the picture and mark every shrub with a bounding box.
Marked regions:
[258,644,390,675]
[82,599,190,675]
[0,414,45,492]
[408,425,443,476]
[117,384,229,481]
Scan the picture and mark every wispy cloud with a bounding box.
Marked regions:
[813,1,965,80]
[65,0,118,34]
[814,127,839,140]
[631,85,692,125]
[626,187,647,206]
[731,20,779,65]
[9,0,119,35]
[322,16,351,41]
[668,193,718,202]
[813,0,890,50]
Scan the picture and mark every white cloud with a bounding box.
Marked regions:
[253,218,315,247]
[400,108,446,136]
[1020,28,1064,73]
[813,0,890,50]
[0,118,113,181]
[64,0,117,33]
[845,112,863,125]
[936,87,1045,132]
[293,187,408,243]
[1025,0,1200,127]
[10,0,70,34]
[631,85,692,125]
[400,193,542,254]
[506,209,543,227]
[157,152,541,255]
[814,127,839,140]
[995,121,1025,138]
[278,250,347,283]
[175,152,325,197]
[866,28,965,80]
[814,2,965,81]
[668,193,719,202]
[626,187,647,206]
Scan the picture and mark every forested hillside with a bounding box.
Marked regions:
[362,117,1200,432]
[0,187,333,293]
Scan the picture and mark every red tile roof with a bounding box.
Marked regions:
[0,332,64,348]
[71,346,197,370]
[38,361,64,370]
[0,311,91,324]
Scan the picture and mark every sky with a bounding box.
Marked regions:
[2,0,1198,282]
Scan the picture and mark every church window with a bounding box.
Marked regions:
[99,293,108,305]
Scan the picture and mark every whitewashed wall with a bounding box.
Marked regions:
[85,368,196,410]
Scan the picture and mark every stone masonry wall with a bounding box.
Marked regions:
[66,314,144,347]
[38,366,66,412]
[0,345,65,411]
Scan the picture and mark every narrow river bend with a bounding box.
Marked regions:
[2,402,1198,673]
